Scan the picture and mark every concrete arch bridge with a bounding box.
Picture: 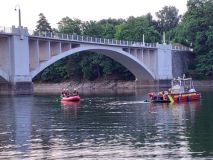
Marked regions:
[0,26,192,94]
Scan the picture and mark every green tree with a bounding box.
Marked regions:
[66,53,83,81]
[174,0,213,78]
[35,13,52,32]
[98,18,125,39]
[58,17,82,34]
[34,58,68,82]
[115,16,161,42]
[156,6,181,34]
[82,21,104,37]
[99,18,125,26]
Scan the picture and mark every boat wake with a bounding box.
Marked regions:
[109,100,150,105]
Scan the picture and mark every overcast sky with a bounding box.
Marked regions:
[0,0,188,30]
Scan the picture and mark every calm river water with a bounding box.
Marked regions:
[0,88,212,159]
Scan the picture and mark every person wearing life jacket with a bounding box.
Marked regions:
[61,89,66,97]
[159,91,164,96]
[163,91,168,100]
[72,88,79,96]
[62,89,70,97]
[148,92,156,100]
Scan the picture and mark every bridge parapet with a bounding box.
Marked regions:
[0,26,12,33]
[172,44,193,51]
[0,26,192,52]
[28,30,157,48]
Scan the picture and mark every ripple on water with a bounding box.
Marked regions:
[0,93,212,159]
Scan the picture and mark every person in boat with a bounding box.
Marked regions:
[61,89,66,97]
[159,91,163,96]
[72,88,79,96]
[61,89,70,97]
[148,92,156,101]
[162,91,168,101]
[157,91,168,101]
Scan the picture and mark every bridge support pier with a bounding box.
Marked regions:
[0,26,34,95]
[0,82,33,95]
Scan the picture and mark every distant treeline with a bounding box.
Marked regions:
[34,0,213,82]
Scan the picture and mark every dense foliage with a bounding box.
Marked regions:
[34,0,213,82]
[173,0,213,78]
[156,6,181,34]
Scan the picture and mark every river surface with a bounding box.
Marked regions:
[0,89,212,159]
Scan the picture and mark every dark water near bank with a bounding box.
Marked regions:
[0,89,213,159]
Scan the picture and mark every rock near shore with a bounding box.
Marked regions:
[33,80,137,93]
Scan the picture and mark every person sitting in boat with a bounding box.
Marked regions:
[159,91,163,96]
[61,89,66,97]
[148,92,156,101]
[61,89,69,97]
[72,88,79,96]
[163,91,168,101]
[158,91,168,100]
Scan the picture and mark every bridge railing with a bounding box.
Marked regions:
[0,26,12,33]
[28,30,157,48]
[172,44,193,51]
[0,26,190,51]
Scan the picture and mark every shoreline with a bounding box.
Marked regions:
[33,80,213,94]
[33,80,138,94]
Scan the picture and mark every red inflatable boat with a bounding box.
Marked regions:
[61,95,80,102]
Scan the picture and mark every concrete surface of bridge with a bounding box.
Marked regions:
[0,26,192,94]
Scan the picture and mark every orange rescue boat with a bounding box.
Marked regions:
[149,76,201,103]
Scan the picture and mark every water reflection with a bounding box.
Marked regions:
[145,101,202,158]
[0,91,212,159]
[14,96,32,153]
[0,96,33,158]
[61,101,80,117]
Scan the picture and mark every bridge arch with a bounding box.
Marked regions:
[30,45,155,80]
